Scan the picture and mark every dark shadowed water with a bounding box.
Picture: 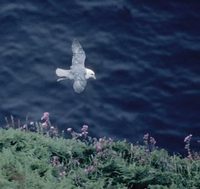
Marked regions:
[0,0,199,153]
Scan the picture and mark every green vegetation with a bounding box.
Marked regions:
[0,128,199,189]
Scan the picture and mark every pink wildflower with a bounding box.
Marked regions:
[143,133,149,140]
[150,137,156,145]
[42,122,48,128]
[81,125,88,132]
[95,142,102,152]
[184,134,192,143]
[51,156,60,167]
[99,138,103,143]
[41,112,49,121]
[81,125,89,137]
[59,171,66,177]
[67,128,72,132]
[22,124,27,129]
[184,134,193,160]
[84,165,95,174]
[81,131,88,137]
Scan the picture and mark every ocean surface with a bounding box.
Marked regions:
[0,0,199,153]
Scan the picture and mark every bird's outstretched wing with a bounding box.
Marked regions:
[56,68,69,77]
[72,39,86,67]
[56,68,73,80]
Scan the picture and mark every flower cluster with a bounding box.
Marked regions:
[184,134,193,160]
[81,125,88,137]
[84,165,96,174]
[143,133,156,152]
[3,113,199,164]
[67,124,89,140]
[41,112,50,128]
[40,112,58,137]
[95,137,113,153]
[50,156,66,180]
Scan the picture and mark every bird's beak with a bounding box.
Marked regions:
[93,75,96,79]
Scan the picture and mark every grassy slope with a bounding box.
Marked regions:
[0,128,199,189]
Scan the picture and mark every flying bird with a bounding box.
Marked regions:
[56,39,96,93]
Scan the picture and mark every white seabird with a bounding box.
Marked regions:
[56,39,96,93]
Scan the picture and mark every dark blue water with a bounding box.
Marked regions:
[0,0,199,153]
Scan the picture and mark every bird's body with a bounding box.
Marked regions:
[56,39,95,93]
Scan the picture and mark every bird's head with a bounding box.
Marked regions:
[85,68,96,79]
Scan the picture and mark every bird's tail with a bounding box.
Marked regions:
[56,68,73,81]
